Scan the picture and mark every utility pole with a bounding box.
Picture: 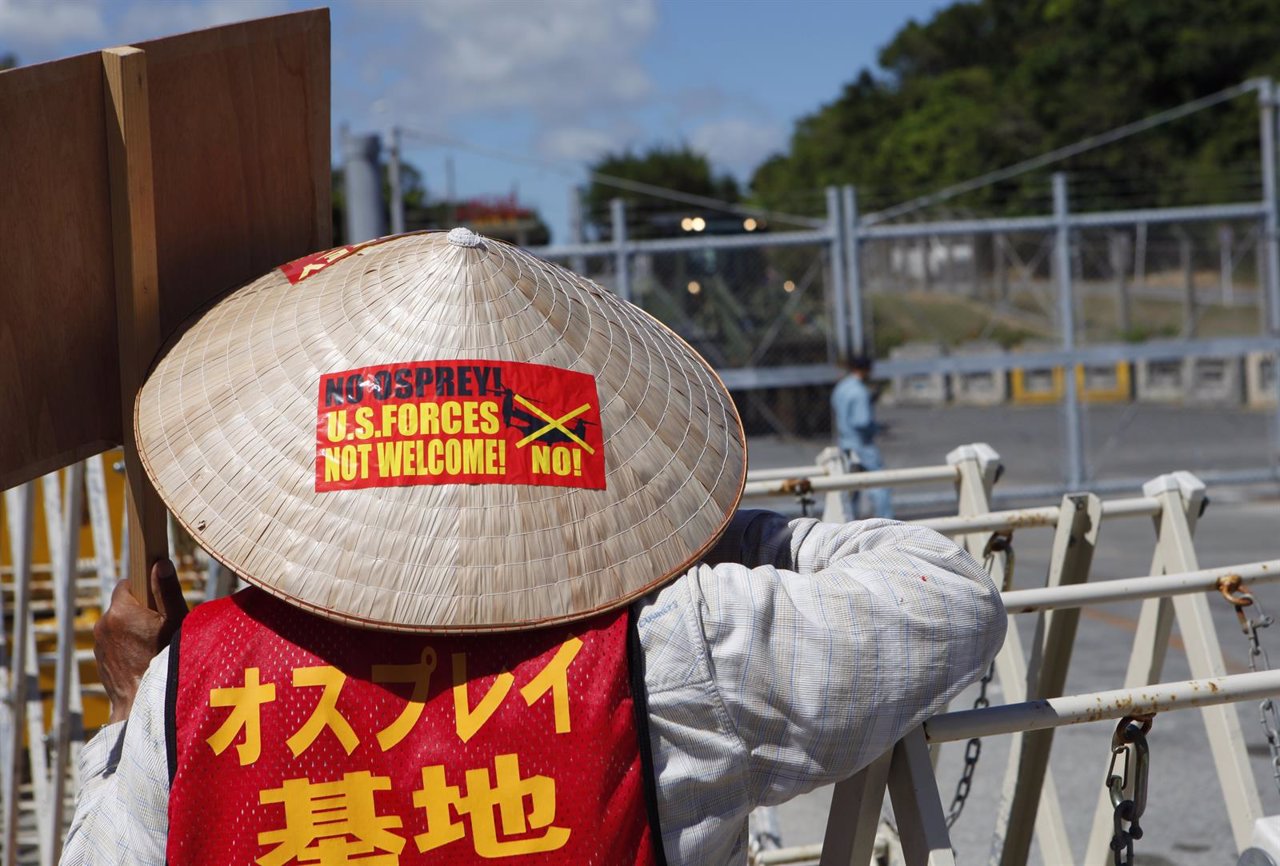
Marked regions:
[387,126,405,235]
[446,155,457,226]
[342,130,385,243]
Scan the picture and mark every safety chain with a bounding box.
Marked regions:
[944,661,993,828]
[942,532,1015,829]
[1220,576,1280,797]
[1106,715,1153,866]
[780,478,816,517]
[985,531,1016,594]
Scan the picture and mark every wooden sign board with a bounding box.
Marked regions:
[0,10,331,492]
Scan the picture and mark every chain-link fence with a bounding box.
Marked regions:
[530,171,1280,499]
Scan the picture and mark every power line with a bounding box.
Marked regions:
[397,127,825,228]
[863,78,1268,226]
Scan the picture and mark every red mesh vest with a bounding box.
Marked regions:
[166,587,662,865]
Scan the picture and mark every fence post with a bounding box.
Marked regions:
[610,198,631,303]
[826,187,850,363]
[1258,80,1280,465]
[1220,224,1235,305]
[1178,228,1197,337]
[1109,231,1132,335]
[994,234,1008,301]
[1053,173,1086,489]
[841,185,866,356]
[1134,221,1148,288]
[1259,79,1280,334]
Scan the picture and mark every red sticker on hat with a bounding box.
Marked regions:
[278,246,357,284]
[315,360,606,492]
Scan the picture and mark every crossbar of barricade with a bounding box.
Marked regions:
[925,668,1280,744]
[743,465,962,498]
[915,496,1161,536]
[742,444,996,528]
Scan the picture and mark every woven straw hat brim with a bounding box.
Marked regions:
[136,230,746,633]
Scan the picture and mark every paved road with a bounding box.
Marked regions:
[750,402,1280,503]
[744,417,1280,865]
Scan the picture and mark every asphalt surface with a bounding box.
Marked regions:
[749,403,1280,503]
[744,408,1280,865]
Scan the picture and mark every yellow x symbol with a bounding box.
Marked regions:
[514,394,595,454]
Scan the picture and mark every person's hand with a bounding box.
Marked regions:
[93,559,188,723]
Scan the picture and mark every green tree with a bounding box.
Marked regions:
[751,0,1280,217]
[585,145,740,240]
[1,52,18,71]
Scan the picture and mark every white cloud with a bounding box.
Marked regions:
[0,0,105,54]
[690,116,787,179]
[358,0,656,121]
[0,0,291,62]
[538,126,622,162]
[116,0,290,43]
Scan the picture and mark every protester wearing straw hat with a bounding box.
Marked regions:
[64,229,1005,865]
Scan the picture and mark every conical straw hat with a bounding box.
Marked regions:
[136,229,746,633]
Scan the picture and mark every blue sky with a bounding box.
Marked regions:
[2,0,952,241]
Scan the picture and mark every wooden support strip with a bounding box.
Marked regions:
[102,46,169,606]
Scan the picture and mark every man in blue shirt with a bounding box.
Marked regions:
[830,354,893,518]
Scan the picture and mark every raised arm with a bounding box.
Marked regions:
[62,562,186,865]
[638,511,1005,858]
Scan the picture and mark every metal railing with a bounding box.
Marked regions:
[745,451,1279,866]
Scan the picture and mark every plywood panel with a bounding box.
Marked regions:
[0,53,121,489]
[138,9,331,337]
[0,10,331,491]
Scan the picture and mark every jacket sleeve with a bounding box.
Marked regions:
[61,648,172,865]
[693,512,1005,807]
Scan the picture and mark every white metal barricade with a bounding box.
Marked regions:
[0,457,202,866]
[2,451,1277,865]
[1,467,108,866]
[745,444,1003,862]
[826,557,1280,866]
[744,453,1279,866]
